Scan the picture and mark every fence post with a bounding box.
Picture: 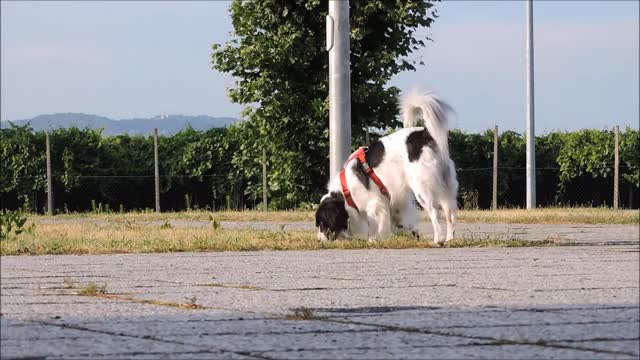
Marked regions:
[492,125,499,210]
[46,131,53,215]
[262,148,268,211]
[154,128,160,213]
[613,125,619,210]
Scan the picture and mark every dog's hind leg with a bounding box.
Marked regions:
[441,199,457,242]
[426,200,442,245]
[414,193,442,244]
[366,200,391,242]
[408,173,442,244]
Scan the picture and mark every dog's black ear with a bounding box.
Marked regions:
[315,192,349,239]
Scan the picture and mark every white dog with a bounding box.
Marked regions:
[315,88,459,244]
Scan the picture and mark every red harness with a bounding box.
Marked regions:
[339,147,389,211]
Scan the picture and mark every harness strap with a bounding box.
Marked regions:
[340,147,390,211]
[345,147,366,164]
[339,170,359,211]
[354,151,390,198]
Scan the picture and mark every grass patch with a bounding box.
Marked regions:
[0,219,560,256]
[458,207,639,225]
[443,237,556,248]
[38,210,314,223]
[30,207,639,225]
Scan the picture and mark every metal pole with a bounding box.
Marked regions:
[613,125,619,210]
[492,125,499,210]
[46,131,53,215]
[327,0,352,177]
[154,128,160,213]
[262,148,268,211]
[525,0,536,209]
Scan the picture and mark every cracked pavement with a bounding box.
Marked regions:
[1,242,639,359]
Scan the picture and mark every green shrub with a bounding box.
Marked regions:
[0,209,33,241]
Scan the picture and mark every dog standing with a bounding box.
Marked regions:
[315,88,459,244]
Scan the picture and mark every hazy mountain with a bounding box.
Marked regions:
[1,113,237,135]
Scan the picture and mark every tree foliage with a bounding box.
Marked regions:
[211,0,438,208]
[1,125,637,212]
[0,124,46,207]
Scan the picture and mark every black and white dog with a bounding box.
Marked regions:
[315,88,459,244]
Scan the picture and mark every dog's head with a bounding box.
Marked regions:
[315,191,350,241]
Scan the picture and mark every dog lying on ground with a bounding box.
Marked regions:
[315,88,459,244]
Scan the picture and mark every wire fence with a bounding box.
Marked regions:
[1,127,638,213]
[2,165,637,214]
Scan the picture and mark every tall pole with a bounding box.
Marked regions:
[327,0,352,177]
[525,0,536,209]
[492,125,499,210]
[46,131,53,215]
[613,125,619,210]
[154,128,160,213]
[262,148,268,211]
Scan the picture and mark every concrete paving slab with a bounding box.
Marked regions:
[551,340,640,356]
[261,344,630,360]
[66,317,380,338]
[318,306,633,329]
[162,330,489,354]
[46,352,255,360]
[1,243,639,359]
[0,330,206,360]
[441,321,640,343]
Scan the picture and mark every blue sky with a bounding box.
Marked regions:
[1,0,638,133]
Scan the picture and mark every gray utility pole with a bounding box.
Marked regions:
[262,148,268,211]
[526,0,536,209]
[327,0,352,177]
[46,131,53,215]
[154,128,160,213]
[613,125,619,210]
[492,125,499,210]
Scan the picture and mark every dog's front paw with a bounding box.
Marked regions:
[433,237,446,246]
[368,237,380,244]
[317,232,330,242]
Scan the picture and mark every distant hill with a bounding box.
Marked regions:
[1,113,237,135]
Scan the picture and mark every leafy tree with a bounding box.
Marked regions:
[0,124,46,210]
[212,0,439,208]
[557,129,614,187]
[620,128,639,188]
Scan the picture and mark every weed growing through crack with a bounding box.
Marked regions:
[66,278,205,310]
[63,277,76,289]
[78,282,108,296]
[184,295,203,309]
[286,307,316,320]
[208,215,221,231]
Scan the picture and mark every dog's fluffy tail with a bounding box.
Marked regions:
[400,88,453,158]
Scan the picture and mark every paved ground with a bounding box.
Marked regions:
[35,218,640,245]
[1,242,639,359]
